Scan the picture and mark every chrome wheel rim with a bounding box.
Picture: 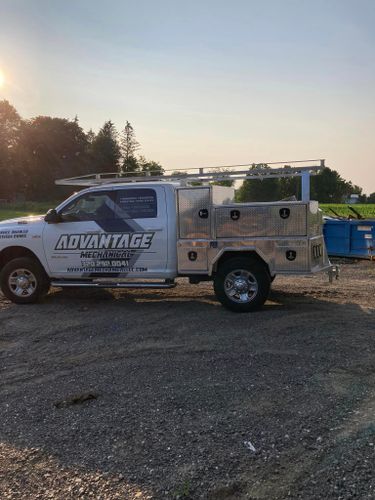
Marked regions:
[224,269,258,304]
[8,268,37,297]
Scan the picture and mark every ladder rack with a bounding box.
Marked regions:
[56,159,325,189]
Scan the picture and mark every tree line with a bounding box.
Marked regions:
[0,99,374,203]
[0,100,163,201]
[236,164,375,204]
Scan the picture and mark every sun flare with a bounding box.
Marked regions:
[0,69,5,87]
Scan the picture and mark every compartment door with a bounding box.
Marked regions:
[178,188,211,239]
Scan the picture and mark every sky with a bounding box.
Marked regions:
[0,0,374,193]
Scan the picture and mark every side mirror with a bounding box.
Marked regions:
[44,208,62,224]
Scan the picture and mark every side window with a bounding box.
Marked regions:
[60,191,116,222]
[115,188,157,219]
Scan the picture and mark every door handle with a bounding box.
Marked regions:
[145,228,163,232]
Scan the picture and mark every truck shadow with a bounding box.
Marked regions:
[42,283,373,316]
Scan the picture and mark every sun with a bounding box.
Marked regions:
[0,70,5,88]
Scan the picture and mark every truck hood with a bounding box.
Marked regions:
[0,215,45,228]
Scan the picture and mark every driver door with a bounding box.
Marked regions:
[42,186,168,279]
[42,190,117,278]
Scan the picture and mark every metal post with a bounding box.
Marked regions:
[301,172,310,202]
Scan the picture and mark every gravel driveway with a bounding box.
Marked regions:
[0,261,374,499]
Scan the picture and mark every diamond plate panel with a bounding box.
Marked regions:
[178,188,211,239]
[215,204,307,238]
[177,241,209,272]
[274,239,309,271]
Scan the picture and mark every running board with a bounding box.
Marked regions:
[51,280,176,289]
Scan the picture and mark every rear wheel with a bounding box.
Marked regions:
[0,257,50,304]
[214,257,270,312]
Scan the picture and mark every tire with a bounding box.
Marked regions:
[214,257,271,312]
[0,257,50,304]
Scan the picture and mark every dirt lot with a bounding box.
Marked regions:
[0,261,374,499]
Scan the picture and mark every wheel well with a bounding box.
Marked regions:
[213,250,270,274]
[0,246,42,272]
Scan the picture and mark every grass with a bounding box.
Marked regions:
[172,479,191,498]
[0,201,57,221]
[320,204,375,219]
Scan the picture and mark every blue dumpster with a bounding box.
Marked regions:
[323,218,375,259]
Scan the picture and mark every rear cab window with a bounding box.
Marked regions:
[115,188,157,219]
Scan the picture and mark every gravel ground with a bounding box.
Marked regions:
[0,261,374,499]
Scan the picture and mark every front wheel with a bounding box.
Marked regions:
[0,257,50,304]
[214,257,271,312]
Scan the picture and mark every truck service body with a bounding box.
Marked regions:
[0,161,338,311]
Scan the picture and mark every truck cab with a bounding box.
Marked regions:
[42,183,178,280]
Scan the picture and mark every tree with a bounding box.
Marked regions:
[211,168,235,187]
[311,167,351,203]
[0,100,21,146]
[277,166,299,200]
[367,192,375,204]
[90,120,121,174]
[236,164,281,202]
[120,121,140,175]
[0,100,22,199]
[18,116,90,200]
[139,156,164,176]
[86,128,96,144]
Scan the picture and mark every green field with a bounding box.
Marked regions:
[320,204,375,219]
[0,202,56,222]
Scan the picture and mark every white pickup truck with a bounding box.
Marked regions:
[0,162,337,311]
